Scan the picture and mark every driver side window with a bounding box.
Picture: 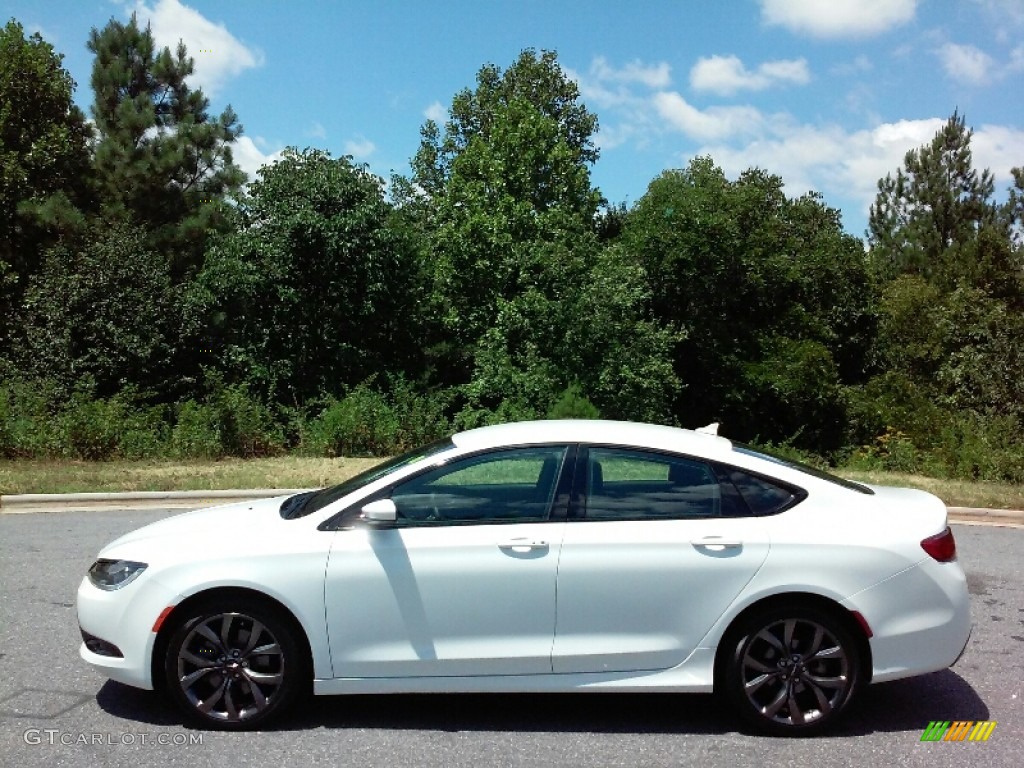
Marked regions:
[390,446,568,524]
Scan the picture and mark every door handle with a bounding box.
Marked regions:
[498,538,548,552]
[692,536,742,551]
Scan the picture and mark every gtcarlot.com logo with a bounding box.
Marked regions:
[23,729,203,747]
[920,721,997,742]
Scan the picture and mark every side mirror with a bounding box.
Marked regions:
[361,498,397,524]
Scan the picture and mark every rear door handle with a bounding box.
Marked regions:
[498,538,549,552]
[692,536,742,551]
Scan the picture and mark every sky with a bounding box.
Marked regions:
[7,0,1024,238]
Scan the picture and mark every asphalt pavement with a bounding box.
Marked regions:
[0,504,1022,768]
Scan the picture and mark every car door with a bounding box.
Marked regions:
[551,446,771,674]
[325,444,571,678]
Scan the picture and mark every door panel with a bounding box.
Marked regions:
[325,445,570,678]
[551,447,769,674]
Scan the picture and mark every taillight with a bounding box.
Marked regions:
[921,526,957,562]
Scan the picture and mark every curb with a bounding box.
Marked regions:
[0,489,313,514]
[1,491,1022,522]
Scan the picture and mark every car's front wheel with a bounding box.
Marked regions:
[722,606,862,736]
[163,597,307,729]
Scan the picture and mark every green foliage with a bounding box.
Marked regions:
[303,379,450,457]
[87,13,244,276]
[19,222,177,399]
[186,148,418,406]
[621,157,873,451]
[547,384,600,420]
[171,385,283,459]
[0,20,92,355]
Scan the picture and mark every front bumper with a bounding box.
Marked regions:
[76,575,181,690]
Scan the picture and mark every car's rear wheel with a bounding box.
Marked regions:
[163,597,307,730]
[723,606,862,736]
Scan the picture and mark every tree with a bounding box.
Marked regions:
[621,157,874,451]
[20,223,175,399]
[868,112,1016,296]
[87,13,244,276]
[409,50,602,362]
[186,148,419,406]
[0,19,92,356]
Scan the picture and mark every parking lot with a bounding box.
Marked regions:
[1,509,1021,768]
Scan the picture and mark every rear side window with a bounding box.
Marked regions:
[725,469,804,515]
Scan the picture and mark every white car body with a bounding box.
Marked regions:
[77,420,972,732]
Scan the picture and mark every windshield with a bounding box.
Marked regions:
[281,436,455,518]
[732,443,874,495]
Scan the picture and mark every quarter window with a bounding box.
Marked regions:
[584,448,721,520]
[390,446,567,524]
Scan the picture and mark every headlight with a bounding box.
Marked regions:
[88,559,148,590]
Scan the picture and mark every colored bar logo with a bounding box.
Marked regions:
[920,721,996,742]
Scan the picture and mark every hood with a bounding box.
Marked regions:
[99,494,296,561]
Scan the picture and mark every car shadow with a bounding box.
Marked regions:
[95,668,988,737]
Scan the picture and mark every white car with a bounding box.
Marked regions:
[77,419,971,735]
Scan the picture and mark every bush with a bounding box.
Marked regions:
[547,384,600,419]
[171,385,284,459]
[0,378,62,458]
[304,385,400,457]
[171,400,224,459]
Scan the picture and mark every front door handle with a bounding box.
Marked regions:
[692,536,742,551]
[498,538,549,553]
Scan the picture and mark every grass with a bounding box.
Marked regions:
[1,457,1021,510]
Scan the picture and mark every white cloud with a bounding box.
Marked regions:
[307,121,327,140]
[232,136,284,181]
[590,56,672,89]
[344,137,376,160]
[424,101,447,123]
[688,117,1024,229]
[132,0,263,97]
[653,92,765,142]
[568,56,673,110]
[938,43,996,85]
[1009,44,1024,71]
[690,55,810,95]
[759,0,918,38]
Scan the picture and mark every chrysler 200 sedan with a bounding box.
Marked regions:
[78,420,971,735]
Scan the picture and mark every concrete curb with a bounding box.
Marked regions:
[0,489,314,514]
[1,490,1022,522]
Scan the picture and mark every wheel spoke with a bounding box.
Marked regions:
[251,642,281,656]
[806,673,846,689]
[246,677,268,710]
[180,667,216,688]
[761,684,790,717]
[195,622,225,652]
[811,644,844,660]
[223,681,239,721]
[745,672,779,694]
[241,621,265,656]
[803,625,825,660]
[744,656,775,674]
[197,678,229,714]
[245,669,283,685]
[755,628,785,653]
[180,650,217,668]
[805,677,835,716]
[782,619,796,650]
[788,688,805,725]
[220,614,235,648]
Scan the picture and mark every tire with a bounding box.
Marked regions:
[722,605,862,736]
[163,597,308,730]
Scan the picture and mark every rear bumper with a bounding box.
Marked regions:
[843,557,972,683]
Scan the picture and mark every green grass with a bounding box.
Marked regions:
[1,457,1021,510]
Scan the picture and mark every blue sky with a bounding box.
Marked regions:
[8,0,1024,237]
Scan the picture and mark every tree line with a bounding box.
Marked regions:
[1,17,1022,480]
